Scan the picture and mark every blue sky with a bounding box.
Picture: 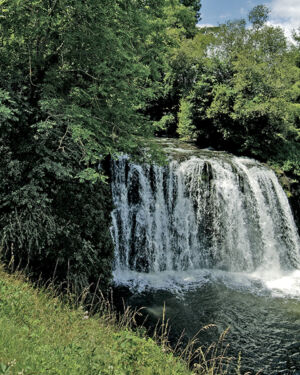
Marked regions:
[198,0,300,38]
[198,0,264,25]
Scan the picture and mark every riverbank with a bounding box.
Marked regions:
[0,266,192,375]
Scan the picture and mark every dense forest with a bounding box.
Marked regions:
[0,0,299,292]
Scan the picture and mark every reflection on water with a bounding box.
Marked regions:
[114,270,300,375]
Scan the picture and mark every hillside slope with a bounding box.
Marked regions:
[0,268,191,375]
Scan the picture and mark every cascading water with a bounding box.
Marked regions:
[110,140,300,374]
[111,141,300,296]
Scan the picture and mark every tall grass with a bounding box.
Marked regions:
[151,304,245,375]
[0,266,255,375]
[0,267,190,375]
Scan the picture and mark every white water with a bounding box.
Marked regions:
[111,147,300,298]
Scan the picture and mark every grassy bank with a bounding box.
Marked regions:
[0,267,191,375]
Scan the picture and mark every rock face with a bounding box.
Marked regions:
[276,169,300,236]
[290,184,300,235]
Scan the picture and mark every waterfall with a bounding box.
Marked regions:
[110,143,300,290]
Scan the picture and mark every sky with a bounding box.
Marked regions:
[198,0,300,39]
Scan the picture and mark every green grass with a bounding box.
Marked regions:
[0,267,243,375]
[0,267,192,375]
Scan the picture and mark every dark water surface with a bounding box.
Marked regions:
[114,278,300,375]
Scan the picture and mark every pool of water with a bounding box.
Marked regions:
[114,269,300,374]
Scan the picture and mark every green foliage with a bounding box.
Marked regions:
[0,362,11,375]
[162,7,300,164]
[0,0,175,174]
[0,0,181,290]
[248,5,270,28]
[162,0,200,42]
[203,18,300,161]
[177,98,195,140]
[0,152,114,291]
[180,0,201,21]
[145,0,202,137]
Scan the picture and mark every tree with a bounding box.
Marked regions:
[180,0,201,21]
[248,5,270,28]
[177,97,195,140]
[0,0,171,291]
[173,8,299,160]
[145,0,203,135]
